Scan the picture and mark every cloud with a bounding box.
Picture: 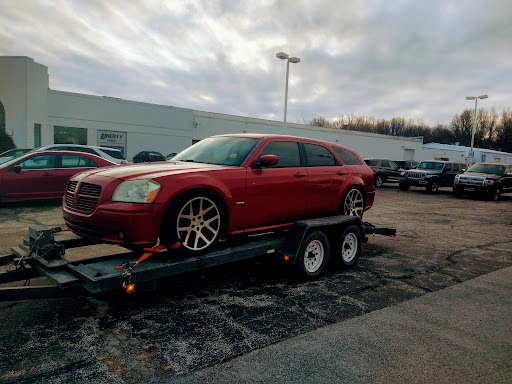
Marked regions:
[0,0,510,125]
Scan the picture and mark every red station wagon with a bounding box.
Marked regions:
[63,134,375,255]
[0,151,117,203]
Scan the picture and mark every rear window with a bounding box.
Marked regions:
[303,143,337,166]
[332,147,362,165]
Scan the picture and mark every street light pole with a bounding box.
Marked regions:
[465,95,488,165]
[276,52,300,128]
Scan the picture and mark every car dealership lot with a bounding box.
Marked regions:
[0,187,511,383]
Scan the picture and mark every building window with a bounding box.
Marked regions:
[0,101,5,132]
[54,126,87,145]
[34,124,41,148]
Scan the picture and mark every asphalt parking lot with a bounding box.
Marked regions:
[0,186,511,383]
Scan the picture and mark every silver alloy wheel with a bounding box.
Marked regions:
[429,181,438,192]
[343,189,364,216]
[493,188,501,201]
[176,196,221,251]
[303,239,324,273]
[375,175,383,187]
[341,232,358,263]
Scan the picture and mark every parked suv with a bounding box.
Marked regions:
[399,160,466,193]
[364,158,401,187]
[453,162,512,201]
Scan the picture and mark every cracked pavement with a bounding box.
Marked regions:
[0,187,511,383]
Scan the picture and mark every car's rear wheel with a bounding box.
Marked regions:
[426,180,439,193]
[374,174,383,188]
[295,231,329,280]
[160,191,225,256]
[342,188,365,217]
[399,182,410,191]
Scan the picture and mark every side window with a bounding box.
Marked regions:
[303,143,337,167]
[452,164,459,172]
[259,141,301,168]
[17,154,55,170]
[61,154,97,168]
[445,164,453,172]
[389,161,398,169]
[365,159,379,166]
[332,147,362,165]
[381,160,390,168]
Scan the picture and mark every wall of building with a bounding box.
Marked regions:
[422,144,512,165]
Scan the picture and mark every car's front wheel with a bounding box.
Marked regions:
[342,188,365,217]
[489,187,501,202]
[160,191,225,256]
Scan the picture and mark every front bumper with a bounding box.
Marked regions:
[63,200,166,246]
[399,177,428,186]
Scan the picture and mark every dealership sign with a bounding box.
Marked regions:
[98,130,127,156]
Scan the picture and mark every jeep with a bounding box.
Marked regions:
[399,160,466,193]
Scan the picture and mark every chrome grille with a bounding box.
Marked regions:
[459,176,485,186]
[79,182,102,197]
[406,171,424,179]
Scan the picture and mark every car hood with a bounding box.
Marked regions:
[75,161,234,181]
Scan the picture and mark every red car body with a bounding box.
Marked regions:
[0,150,117,203]
[63,134,375,251]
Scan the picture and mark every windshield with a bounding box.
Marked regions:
[467,163,504,175]
[418,162,444,171]
[173,137,260,166]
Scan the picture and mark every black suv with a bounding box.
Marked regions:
[453,162,512,201]
[364,158,401,187]
[399,160,466,193]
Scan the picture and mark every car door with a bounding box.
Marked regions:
[243,140,307,230]
[440,163,455,186]
[2,153,57,200]
[302,142,344,217]
[51,154,99,197]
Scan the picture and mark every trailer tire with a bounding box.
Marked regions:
[334,225,362,268]
[295,231,329,280]
[160,191,225,256]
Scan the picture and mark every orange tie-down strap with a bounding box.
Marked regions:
[115,241,181,270]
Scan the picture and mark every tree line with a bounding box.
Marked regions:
[303,107,512,153]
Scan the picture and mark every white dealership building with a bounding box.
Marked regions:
[1,56,510,164]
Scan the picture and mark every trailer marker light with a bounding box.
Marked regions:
[284,255,290,261]
[126,284,136,293]
[394,231,398,237]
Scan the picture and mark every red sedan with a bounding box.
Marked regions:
[0,150,117,203]
[63,134,375,255]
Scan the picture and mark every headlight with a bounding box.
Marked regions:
[484,179,494,186]
[454,175,460,183]
[112,180,161,203]
[400,171,405,176]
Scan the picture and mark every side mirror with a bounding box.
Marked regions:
[13,165,22,174]
[254,154,279,168]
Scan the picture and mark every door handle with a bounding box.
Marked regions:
[337,171,345,176]
[294,172,307,178]
[43,173,52,176]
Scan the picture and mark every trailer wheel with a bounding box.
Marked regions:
[334,225,362,268]
[160,191,225,256]
[295,231,329,280]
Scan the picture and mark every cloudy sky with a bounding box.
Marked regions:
[1,0,511,125]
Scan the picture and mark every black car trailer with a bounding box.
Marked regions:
[0,215,396,301]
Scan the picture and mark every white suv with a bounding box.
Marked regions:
[35,144,128,164]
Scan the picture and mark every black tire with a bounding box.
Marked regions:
[375,174,383,188]
[333,225,362,268]
[160,191,225,256]
[399,182,410,191]
[453,186,463,197]
[490,187,501,202]
[294,231,329,280]
[341,188,365,217]
[426,179,439,193]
